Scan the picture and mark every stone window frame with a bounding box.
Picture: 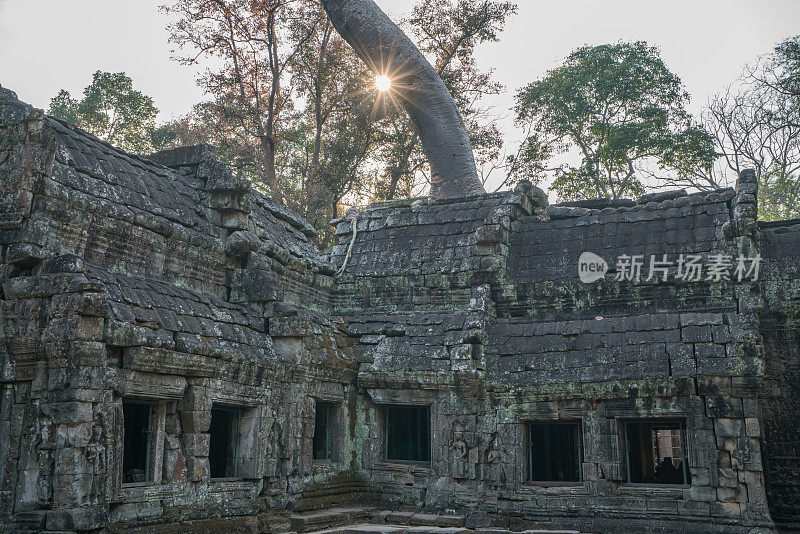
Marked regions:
[111,370,187,497]
[112,369,188,492]
[524,419,585,486]
[117,398,167,490]
[367,389,438,470]
[619,417,692,487]
[513,402,590,489]
[206,389,266,483]
[381,403,432,465]
[311,397,343,464]
[209,404,251,479]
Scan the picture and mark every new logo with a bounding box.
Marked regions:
[578,252,608,283]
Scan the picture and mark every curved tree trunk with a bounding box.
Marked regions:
[319,0,485,199]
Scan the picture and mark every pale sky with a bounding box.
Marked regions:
[1,0,799,191]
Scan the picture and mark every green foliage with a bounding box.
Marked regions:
[705,34,800,221]
[758,35,800,220]
[759,169,800,221]
[309,92,379,222]
[163,0,516,238]
[515,41,716,201]
[164,0,326,199]
[48,90,81,125]
[178,99,269,177]
[148,123,179,152]
[774,35,800,100]
[48,71,159,154]
[288,16,384,234]
[162,2,382,241]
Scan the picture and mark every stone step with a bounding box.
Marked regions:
[259,513,292,534]
[310,525,471,534]
[290,507,375,533]
[305,525,582,534]
[300,483,377,499]
[11,511,47,529]
[372,512,466,528]
[300,480,374,492]
[294,484,382,512]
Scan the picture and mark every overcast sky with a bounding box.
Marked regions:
[1,0,799,190]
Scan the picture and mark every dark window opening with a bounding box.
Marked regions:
[624,420,691,485]
[209,407,242,479]
[122,402,152,484]
[385,405,430,462]
[313,401,335,460]
[527,422,583,482]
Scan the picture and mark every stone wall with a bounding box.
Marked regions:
[760,219,800,528]
[0,88,366,532]
[1,85,796,533]
[332,174,777,532]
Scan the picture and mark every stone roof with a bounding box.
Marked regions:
[328,193,510,278]
[510,189,737,284]
[90,266,274,361]
[1,85,335,365]
[48,117,216,235]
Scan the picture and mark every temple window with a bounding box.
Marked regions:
[313,401,336,460]
[384,405,430,463]
[209,406,243,479]
[623,420,691,485]
[527,421,583,482]
[122,402,153,484]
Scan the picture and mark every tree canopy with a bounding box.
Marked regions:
[155,0,516,241]
[48,71,160,154]
[704,34,800,221]
[514,41,716,201]
[163,0,325,200]
[773,35,800,101]
[48,18,800,231]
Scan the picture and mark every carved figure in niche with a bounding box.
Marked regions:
[33,413,54,504]
[451,420,469,479]
[484,432,506,486]
[86,422,105,503]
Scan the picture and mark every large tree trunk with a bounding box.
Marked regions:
[260,135,280,201]
[319,0,485,199]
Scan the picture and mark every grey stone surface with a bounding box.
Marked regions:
[0,89,793,534]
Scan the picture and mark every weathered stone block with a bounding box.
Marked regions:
[181,410,211,433]
[682,326,712,343]
[185,456,210,481]
[715,418,744,438]
[54,446,88,476]
[52,473,93,507]
[717,486,748,503]
[43,402,93,424]
[745,418,760,437]
[184,432,210,456]
[706,396,744,419]
[46,506,110,531]
[226,230,261,257]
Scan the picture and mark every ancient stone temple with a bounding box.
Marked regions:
[1,85,799,533]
